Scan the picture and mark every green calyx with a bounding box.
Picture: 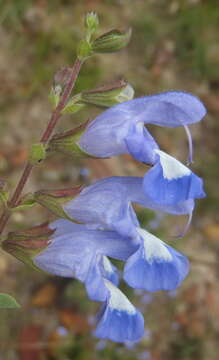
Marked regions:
[81,80,134,107]
[2,223,54,271]
[34,186,83,221]
[92,28,132,53]
[49,122,94,159]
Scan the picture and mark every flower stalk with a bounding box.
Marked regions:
[0,58,83,237]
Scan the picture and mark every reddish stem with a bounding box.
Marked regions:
[0,58,83,235]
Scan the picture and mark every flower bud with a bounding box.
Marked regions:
[2,223,54,270]
[85,12,99,35]
[54,67,72,88]
[48,121,94,158]
[81,80,134,107]
[49,68,72,109]
[48,85,62,109]
[34,186,83,221]
[92,28,132,53]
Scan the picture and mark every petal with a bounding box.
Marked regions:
[78,108,130,157]
[143,150,206,205]
[124,228,189,292]
[85,255,119,302]
[94,91,206,127]
[101,256,119,286]
[95,280,144,342]
[34,224,137,278]
[124,123,159,164]
[64,179,140,238]
[88,176,195,216]
[49,218,86,236]
[78,92,206,160]
[34,231,95,279]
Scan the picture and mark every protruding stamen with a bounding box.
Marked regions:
[175,211,193,238]
[183,125,193,165]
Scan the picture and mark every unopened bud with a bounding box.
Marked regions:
[85,12,99,35]
[49,85,62,109]
[81,80,134,107]
[2,223,54,270]
[92,28,131,53]
[34,186,83,221]
[54,67,72,88]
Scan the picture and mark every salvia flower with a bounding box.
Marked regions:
[34,221,137,301]
[63,175,201,237]
[7,88,205,344]
[78,91,206,164]
[32,218,190,342]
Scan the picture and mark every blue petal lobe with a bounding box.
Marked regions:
[124,229,189,292]
[93,91,206,127]
[143,152,206,205]
[34,224,137,278]
[85,255,119,302]
[64,179,140,238]
[95,307,144,343]
[95,280,144,342]
[124,124,159,164]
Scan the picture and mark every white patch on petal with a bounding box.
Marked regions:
[104,279,136,314]
[155,150,191,180]
[103,256,114,274]
[137,228,172,264]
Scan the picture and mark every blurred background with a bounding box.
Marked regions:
[0,0,219,359]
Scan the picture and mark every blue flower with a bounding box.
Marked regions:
[95,279,144,343]
[34,220,137,301]
[78,91,206,164]
[33,219,189,342]
[124,228,189,292]
[34,219,189,296]
[143,150,206,206]
[64,176,196,238]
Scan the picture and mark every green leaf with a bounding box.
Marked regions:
[61,102,85,115]
[0,293,20,308]
[11,198,36,212]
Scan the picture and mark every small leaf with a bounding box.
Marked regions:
[0,293,20,308]
[61,102,85,115]
[11,198,36,212]
[92,28,132,53]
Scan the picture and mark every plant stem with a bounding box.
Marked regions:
[0,58,83,236]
